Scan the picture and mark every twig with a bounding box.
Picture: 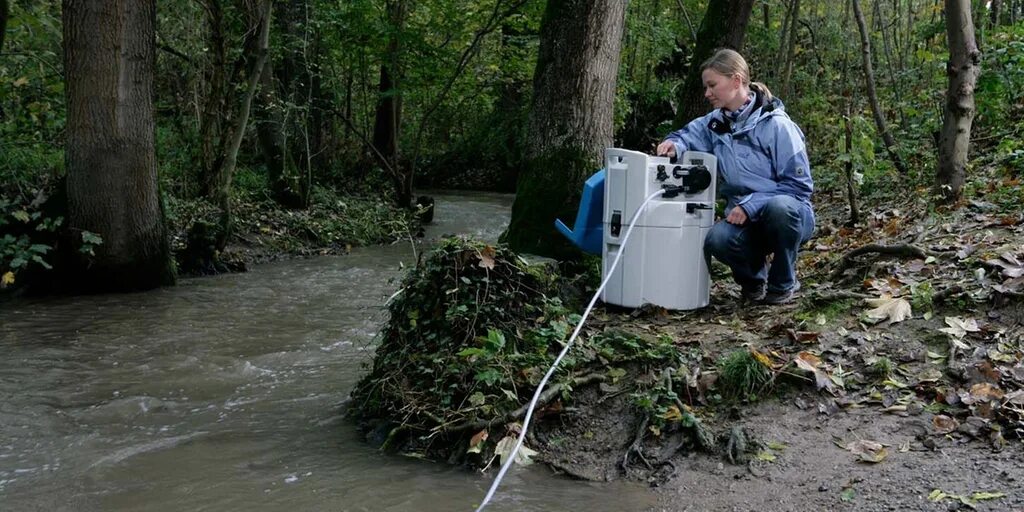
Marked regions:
[831,243,929,281]
[805,290,874,301]
[441,373,607,433]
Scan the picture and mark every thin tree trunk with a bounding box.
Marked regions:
[199,0,227,198]
[0,0,9,54]
[372,0,406,204]
[781,0,801,98]
[936,0,980,203]
[876,0,907,128]
[255,61,304,208]
[503,0,628,258]
[676,0,756,125]
[991,0,1003,25]
[844,100,860,224]
[851,0,907,174]
[763,1,770,29]
[62,0,174,292]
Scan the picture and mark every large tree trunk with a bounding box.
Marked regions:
[503,0,628,258]
[936,0,980,203]
[851,0,907,174]
[62,0,174,292]
[675,0,755,126]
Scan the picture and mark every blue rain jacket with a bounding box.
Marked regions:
[663,94,813,222]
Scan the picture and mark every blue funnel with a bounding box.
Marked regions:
[555,169,604,255]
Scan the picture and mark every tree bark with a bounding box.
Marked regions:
[503,0,628,258]
[62,0,174,292]
[851,0,907,174]
[0,0,9,54]
[198,0,228,199]
[990,0,1003,26]
[780,0,801,99]
[936,0,980,203]
[255,61,304,208]
[212,0,272,209]
[372,0,406,204]
[676,0,755,126]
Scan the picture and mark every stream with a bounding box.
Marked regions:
[0,192,656,511]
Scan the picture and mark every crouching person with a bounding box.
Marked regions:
[656,49,814,304]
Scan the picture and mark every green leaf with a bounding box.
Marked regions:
[840,488,856,502]
[12,210,30,223]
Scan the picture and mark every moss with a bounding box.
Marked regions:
[502,147,597,259]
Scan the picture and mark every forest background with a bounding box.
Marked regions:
[1,0,1022,294]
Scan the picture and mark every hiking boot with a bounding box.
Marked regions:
[740,282,766,301]
[764,281,801,305]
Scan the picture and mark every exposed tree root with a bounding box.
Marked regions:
[831,243,930,281]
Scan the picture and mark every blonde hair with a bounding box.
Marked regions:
[701,48,774,103]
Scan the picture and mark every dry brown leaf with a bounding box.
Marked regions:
[794,351,834,392]
[933,415,960,434]
[845,439,889,463]
[478,246,496,270]
[864,296,912,324]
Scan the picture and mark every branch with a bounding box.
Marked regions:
[441,373,607,434]
[157,42,194,65]
[673,0,698,42]
[407,0,531,178]
[329,107,398,177]
[830,243,929,281]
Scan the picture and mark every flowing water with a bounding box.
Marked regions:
[0,192,655,512]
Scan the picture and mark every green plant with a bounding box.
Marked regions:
[717,349,773,400]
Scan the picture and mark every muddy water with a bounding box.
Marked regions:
[0,192,654,512]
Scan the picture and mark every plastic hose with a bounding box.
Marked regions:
[475,188,667,511]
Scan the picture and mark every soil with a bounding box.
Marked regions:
[529,289,1024,511]
[522,190,1024,511]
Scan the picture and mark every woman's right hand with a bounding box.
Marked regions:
[656,141,676,158]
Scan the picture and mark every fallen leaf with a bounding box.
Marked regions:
[939,316,980,339]
[794,352,835,392]
[478,246,496,270]
[755,451,776,462]
[467,429,488,454]
[970,491,1006,501]
[962,383,1005,404]
[864,296,912,324]
[933,415,960,434]
[845,439,888,463]
[493,435,537,466]
[787,330,821,344]
[840,487,856,502]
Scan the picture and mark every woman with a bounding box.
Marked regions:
[656,49,814,305]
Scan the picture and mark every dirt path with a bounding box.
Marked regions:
[650,400,1023,511]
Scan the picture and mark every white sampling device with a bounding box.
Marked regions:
[601,148,718,310]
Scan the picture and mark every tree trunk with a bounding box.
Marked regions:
[198,0,228,199]
[851,0,907,174]
[212,0,272,210]
[936,0,980,203]
[844,99,860,225]
[781,0,801,99]
[62,0,174,292]
[503,0,628,258]
[372,0,406,205]
[990,0,1003,25]
[676,0,756,126]
[255,61,304,208]
[0,0,9,54]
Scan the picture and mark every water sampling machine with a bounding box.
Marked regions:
[556,148,717,310]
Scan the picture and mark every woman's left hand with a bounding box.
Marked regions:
[726,206,748,225]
